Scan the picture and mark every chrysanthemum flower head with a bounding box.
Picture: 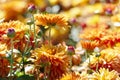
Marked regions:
[100,32,116,48]
[80,27,106,41]
[80,27,120,49]
[60,72,88,80]
[108,48,120,73]
[0,21,39,50]
[33,44,69,80]
[0,21,29,50]
[91,68,120,80]
[0,21,28,39]
[89,48,120,72]
[60,72,81,80]
[34,13,68,27]
[80,40,99,51]
[0,0,27,21]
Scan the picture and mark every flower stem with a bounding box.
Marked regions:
[44,66,48,80]
[10,38,13,79]
[85,51,87,60]
[96,57,99,72]
[32,14,37,48]
[88,54,90,66]
[49,26,51,46]
[29,24,31,35]
[70,55,72,71]
[24,36,30,53]
[22,53,25,75]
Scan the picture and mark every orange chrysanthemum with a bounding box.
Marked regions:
[91,68,120,80]
[0,0,27,21]
[0,21,39,50]
[0,54,10,77]
[89,48,120,72]
[0,20,29,39]
[80,27,120,49]
[34,13,68,27]
[80,40,99,51]
[100,32,116,48]
[80,27,106,41]
[0,21,29,50]
[33,44,69,80]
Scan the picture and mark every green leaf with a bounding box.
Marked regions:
[37,31,43,37]
[16,72,24,77]
[16,75,35,80]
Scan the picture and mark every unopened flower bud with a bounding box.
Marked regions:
[105,8,112,15]
[28,4,36,13]
[70,18,77,24]
[80,22,87,29]
[72,54,81,65]
[67,46,75,55]
[7,28,16,38]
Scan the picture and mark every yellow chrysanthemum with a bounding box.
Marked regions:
[0,43,8,55]
[111,13,120,22]
[0,54,10,77]
[60,72,81,80]
[35,44,67,56]
[60,7,82,18]
[60,72,88,80]
[33,44,69,80]
[91,68,120,80]
[34,13,68,27]
[108,47,120,73]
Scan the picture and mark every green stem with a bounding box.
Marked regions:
[18,39,30,73]
[49,27,51,46]
[32,14,37,48]
[22,53,25,75]
[44,66,48,80]
[96,57,99,72]
[88,54,90,66]
[30,24,32,31]
[24,37,30,53]
[47,63,51,80]
[10,38,13,80]
[29,24,31,35]
[22,30,31,75]
[85,51,87,60]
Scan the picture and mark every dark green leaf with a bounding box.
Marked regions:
[16,75,35,80]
